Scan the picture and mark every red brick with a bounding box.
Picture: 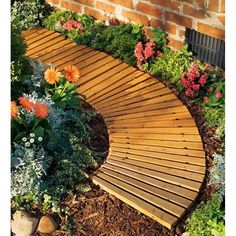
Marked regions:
[60,1,82,13]
[85,7,106,21]
[75,0,94,7]
[207,0,219,12]
[47,0,59,5]
[122,10,149,26]
[137,2,162,18]
[197,22,225,40]
[165,11,193,28]
[109,0,133,9]
[150,0,180,11]
[196,0,206,8]
[150,18,163,28]
[96,1,116,15]
[183,4,208,19]
[220,0,225,13]
[167,37,184,50]
[217,15,225,25]
[143,27,153,39]
[179,29,186,38]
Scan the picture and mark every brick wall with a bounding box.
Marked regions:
[46,0,225,50]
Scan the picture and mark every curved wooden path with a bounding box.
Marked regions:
[22,28,206,229]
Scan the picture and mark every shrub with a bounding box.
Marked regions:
[150,45,192,85]
[186,193,225,236]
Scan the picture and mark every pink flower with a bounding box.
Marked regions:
[199,74,207,86]
[193,84,200,91]
[134,42,145,66]
[187,63,200,81]
[209,87,214,94]
[204,96,209,103]
[185,89,194,98]
[181,78,191,88]
[144,41,156,60]
[216,90,223,99]
[62,20,83,32]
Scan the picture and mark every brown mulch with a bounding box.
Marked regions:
[48,78,223,236]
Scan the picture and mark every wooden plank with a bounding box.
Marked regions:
[100,167,192,208]
[108,155,204,182]
[22,28,50,40]
[86,67,138,101]
[92,176,178,229]
[109,151,205,173]
[110,136,204,150]
[96,172,185,217]
[109,132,202,142]
[102,163,198,200]
[107,158,202,191]
[101,99,183,118]
[79,63,130,96]
[27,39,73,60]
[41,44,87,63]
[109,146,205,165]
[110,141,205,158]
[107,118,196,128]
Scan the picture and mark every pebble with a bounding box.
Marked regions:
[11,210,39,236]
[37,215,57,234]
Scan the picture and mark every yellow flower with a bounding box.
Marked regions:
[44,67,61,85]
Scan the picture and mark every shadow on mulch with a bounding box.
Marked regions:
[51,78,223,236]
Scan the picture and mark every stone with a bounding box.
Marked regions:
[37,215,57,234]
[11,210,39,236]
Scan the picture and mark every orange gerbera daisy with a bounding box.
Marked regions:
[63,65,80,83]
[18,97,35,111]
[11,101,19,119]
[35,103,48,119]
[44,67,61,85]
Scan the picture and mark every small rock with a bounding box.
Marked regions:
[37,215,57,234]
[11,210,39,236]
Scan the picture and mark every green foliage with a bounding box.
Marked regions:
[150,44,192,85]
[186,193,225,236]
[149,28,168,50]
[203,105,225,138]
[91,23,145,66]
[11,0,45,31]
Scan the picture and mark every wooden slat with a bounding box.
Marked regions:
[109,146,205,165]
[22,28,50,40]
[107,158,202,191]
[109,150,205,173]
[102,163,198,200]
[100,167,192,207]
[93,176,178,229]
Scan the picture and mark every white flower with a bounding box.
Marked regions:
[30,133,35,137]
[29,138,34,143]
[38,137,43,142]
[25,142,30,147]
[22,137,27,142]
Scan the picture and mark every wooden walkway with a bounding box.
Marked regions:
[22,28,206,229]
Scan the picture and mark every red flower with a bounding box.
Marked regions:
[199,74,207,86]
[185,89,194,98]
[204,96,209,103]
[11,101,19,119]
[35,103,48,119]
[144,41,156,60]
[18,97,35,111]
[134,42,144,63]
[216,90,223,99]
[193,84,200,91]
[209,87,214,94]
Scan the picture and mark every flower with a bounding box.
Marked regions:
[30,133,35,137]
[204,96,209,103]
[62,20,83,33]
[18,97,35,111]
[38,137,43,142]
[134,42,144,63]
[35,103,48,119]
[22,137,27,142]
[11,101,19,119]
[199,74,207,87]
[29,138,34,143]
[192,84,200,91]
[25,142,30,147]
[63,65,80,83]
[216,90,223,99]
[209,87,214,94]
[44,67,61,85]
[185,89,194,98]
[144,41,156,60]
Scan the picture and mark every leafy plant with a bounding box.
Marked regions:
[150,44,192,85]
[186,193,225,236]
[149,28,168,50]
